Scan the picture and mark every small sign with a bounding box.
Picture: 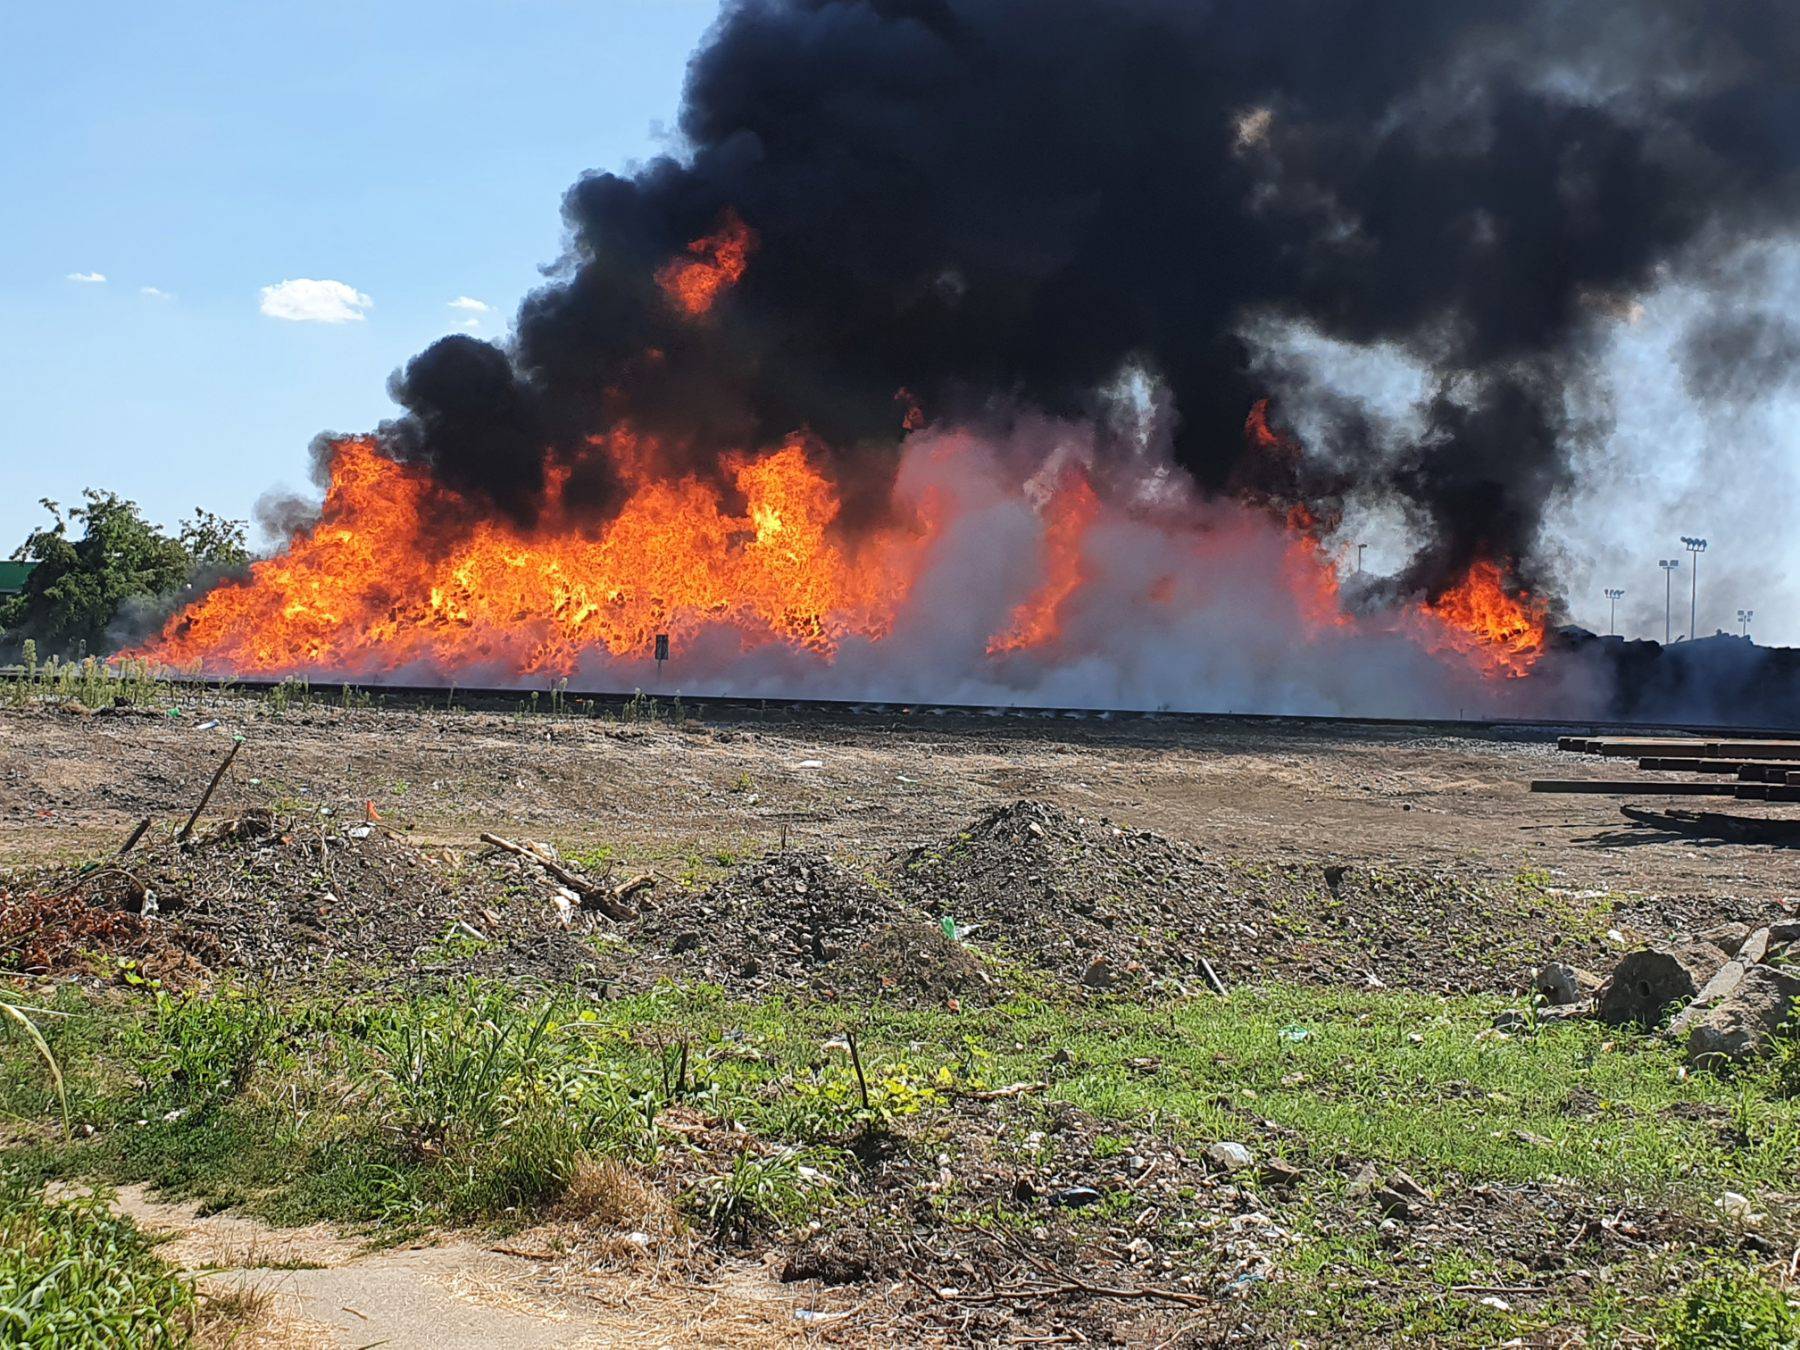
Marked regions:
[653,633,670,663]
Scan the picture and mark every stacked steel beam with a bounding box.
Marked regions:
[1534,736,1800,802]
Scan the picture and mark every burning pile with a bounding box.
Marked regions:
[139,421,1548,688]
[131,0,1790,709]
[144,433,934,676]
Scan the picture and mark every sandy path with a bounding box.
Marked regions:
[115,1185,837,1348]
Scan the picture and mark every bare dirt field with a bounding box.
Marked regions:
[8,697,1798,898]
[4,693,1800,1346]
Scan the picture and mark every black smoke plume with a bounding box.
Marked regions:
[381,0,1800,600]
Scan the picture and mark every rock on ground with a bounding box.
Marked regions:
[1685,964,1800,1065]
[1535,962,1600,1006]
[1596,942,1727,1027]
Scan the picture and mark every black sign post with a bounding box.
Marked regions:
[654,633,669,680]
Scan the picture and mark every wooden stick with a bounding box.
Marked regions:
[1199,957,1228,996]
[846,1029,870,1111]
[117,817,152,857]
[178,741,241,843]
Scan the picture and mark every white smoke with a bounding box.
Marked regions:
[536,416,1610,718]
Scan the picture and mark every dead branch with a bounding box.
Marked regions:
[117,817,152,857]
[614,874,655,903]
[178,741,242,845]
[910,1269,1210,1310]
[953,1081,1046,1101]
[478,832,642,920]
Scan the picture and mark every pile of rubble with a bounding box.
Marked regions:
[623,850,988,1005]
[1536,920,1800,1065]
[14,811,610,986]
[896,800,1278,995]
[892,799,1768,997]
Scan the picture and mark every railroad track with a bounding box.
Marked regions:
[8,666,1798,739]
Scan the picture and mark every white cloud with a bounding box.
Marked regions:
[140,286,173,300]
[66,271,107,284]
[448,295,490,313]
[458,317,482,330]
[258,278,373,324]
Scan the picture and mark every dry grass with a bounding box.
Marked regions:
[552,1156,682,1237]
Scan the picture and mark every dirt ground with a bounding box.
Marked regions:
[7,696,1800,1345]
[111,1184,821,1349]
[6,698,1798,901]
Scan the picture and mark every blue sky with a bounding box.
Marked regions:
[0,0,716,549]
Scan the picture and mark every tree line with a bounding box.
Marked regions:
[0,492,249,658]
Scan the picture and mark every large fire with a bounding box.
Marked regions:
[1419,559,1550,677]
[133,211,1553,692]
[142,433,930,677]
[137,441,1546,683]
[656,210,756,316]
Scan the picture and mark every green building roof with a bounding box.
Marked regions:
[0,560,38,596]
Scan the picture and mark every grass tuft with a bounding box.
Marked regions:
[0,1172,197,1346]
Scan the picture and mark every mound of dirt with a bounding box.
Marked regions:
[896,799,1266,993]
[894,799,1783,995]
[10,814,606,987]
[621,851,989,1006]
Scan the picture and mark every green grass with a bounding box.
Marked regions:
[4,978,1799,1343]
[0,1170,198,1346]
[0,656,181,711]
[1658,1265,1800,1348]
[10,983,1800,1206]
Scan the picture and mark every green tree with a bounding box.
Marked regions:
[178,509,251,570]
[1,492,214,655]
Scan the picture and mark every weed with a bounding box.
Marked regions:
[685,1146,829,1238]
[0,991,68,1136]
[427,922,494,962]
[1658,1266,1800,1348]
[370,986,555,1150]
[771,1052,948,1141]
[0,656,177,711]
[138,986,277,1103]
[621,691,659,723]
[0,1171,198,1345]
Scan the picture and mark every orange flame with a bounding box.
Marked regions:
[656,209,757,316]
[134,379,1565,692]
[1422,559,1549,677]
[1281,503,1350,631]
[987,469,1101,655]
[1244,397,1284,451]
[138,434,929,677]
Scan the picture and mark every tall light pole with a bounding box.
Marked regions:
[1738,608,1755,638]
[1681,536,1707,639]
[1604,587,1624,637]
[1659,559,1680,644]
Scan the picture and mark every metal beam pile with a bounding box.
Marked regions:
[1533,735,1800,801]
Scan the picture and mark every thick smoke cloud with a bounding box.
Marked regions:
[383,0,1800,600]
[1681,312,1800,405]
